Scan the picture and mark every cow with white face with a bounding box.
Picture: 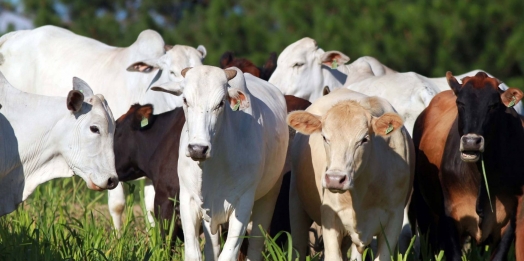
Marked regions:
[152,66,288,261]
[268,37,396,102]
[287,88,414,261]
[128,44,207,112]
[0,73,118,216]
[0,25,207,231]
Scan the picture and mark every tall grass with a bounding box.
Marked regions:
[0,177,518,260]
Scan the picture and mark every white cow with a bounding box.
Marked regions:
[152,66,288,261]
[269,37,523,115]
[287,88,414,261]
[0,25,207,231]
[0,73,118,216]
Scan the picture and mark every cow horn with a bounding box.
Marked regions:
[225,69,237,81]
[181,67,192,78]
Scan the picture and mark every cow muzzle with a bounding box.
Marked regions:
[459,134,484,162]
[87,175,118,191]
[323,171,351,193]
[187,143,211,161]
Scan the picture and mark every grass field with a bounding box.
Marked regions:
[0,177,517,261]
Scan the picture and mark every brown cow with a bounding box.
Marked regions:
[409,72,524,260]
[219,51,277,81]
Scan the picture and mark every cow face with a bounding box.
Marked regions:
[287,101,403,193]
[127,45,206,83]
[447,71,523,162]
[268,37,349,102]
[151,66,248,162]
[114,104,154,181]
[59,78,118,190]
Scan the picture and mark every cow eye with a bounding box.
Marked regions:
[489,103,498,111]
[183,98,188,107]
[322,134,329,144]
[293,62,304,68]
[90,126,100,134]
[361,135,370,144]
[215,100,224,110]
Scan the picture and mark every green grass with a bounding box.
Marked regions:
[0,177,518,260]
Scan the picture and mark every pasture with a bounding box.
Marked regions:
[0,177,517,260]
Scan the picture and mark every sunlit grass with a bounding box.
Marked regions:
[0,177,518,260]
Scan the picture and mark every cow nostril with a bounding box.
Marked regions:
[107,177,118,189]
[201,146,209,155]
[475,138,482,145]
[338,175,347,184]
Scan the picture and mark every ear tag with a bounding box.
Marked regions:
[232,99,241,111]
[79,90,83,93]
[508,96,516,108]
[331,59,338,70]
[385,123,394,135]
[141,116,149,128]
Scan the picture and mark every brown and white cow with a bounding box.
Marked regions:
[288,88,414,261]
[409,72,524,260]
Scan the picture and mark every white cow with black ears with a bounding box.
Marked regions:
[152,66,288,261]
[0,73,118,216]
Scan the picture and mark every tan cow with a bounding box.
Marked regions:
[287,88,414,260]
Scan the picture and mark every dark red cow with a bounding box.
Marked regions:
[219,51,277,81]
[114,104,185,240]
[409,72,524,260]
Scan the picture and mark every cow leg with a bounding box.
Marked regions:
[289,174,313,260]
[491,217,515,261]
[144,178,156,227]
[321,204,344,260]
[349,243,362,261]
[475,179,488,228]
[247,176,283,261]
[180,184,203,261]
[375,211,403,261]
[440,215,461,261]
[108,182,126,232]
[203,220,221,261]
[218,198,254,261]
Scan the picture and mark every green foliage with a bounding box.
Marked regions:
[3,0,522,88]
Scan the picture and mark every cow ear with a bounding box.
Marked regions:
[372,112,403,136]
[322,86,331,96]
[72,77,94,99]
[225,69,237,81]
[134,104,154,129]
[501,87,524,108]
[320,51,350,69]
[127,59,160,73]
[219,51,234,69]
[228,88,250,111]
[197,45,207,59]
[446,71,462,94]
[287,111,322,135]
[151,81,183,96]
[67,90,84,112]
[181,67,192,78]
[261,52,277,80]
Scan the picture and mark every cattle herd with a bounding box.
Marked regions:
[0,25,523,261]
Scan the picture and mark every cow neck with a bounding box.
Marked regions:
[0,85,75,201]
[137,108,185,178]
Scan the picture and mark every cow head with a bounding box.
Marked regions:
[287,101,403,192]
[268,37,350,102]
[219,51,261,78]
[60,77,118,190]
[114,104,154,181]
[127,44,206,83]
[151,66,249,162]
[447,71,523,162]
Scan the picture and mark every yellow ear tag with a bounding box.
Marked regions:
[508,96,516,107]
[79,90,83,93]
[331,59,338,70]
[141,116,149,128]
[232,100,240,111]
[385,123,393,135]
